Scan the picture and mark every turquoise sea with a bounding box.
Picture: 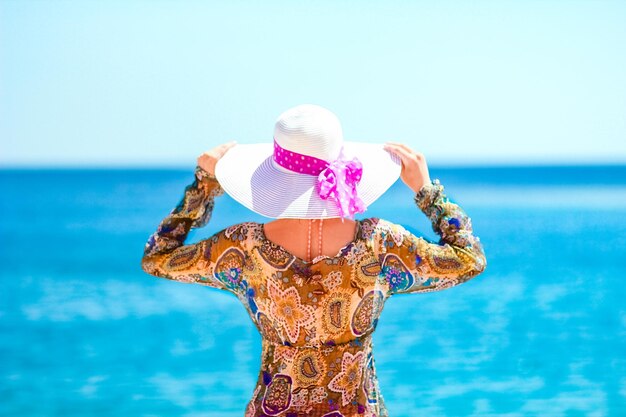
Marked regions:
[1,165,624,417]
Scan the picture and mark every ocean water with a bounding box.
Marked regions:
[1,165,625,417]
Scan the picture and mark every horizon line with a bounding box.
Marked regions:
[2,161,626,170]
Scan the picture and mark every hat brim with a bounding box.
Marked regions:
[214,141,401,219]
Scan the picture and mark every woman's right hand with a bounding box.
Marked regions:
[383,142,431,194]
[197,141,237,176]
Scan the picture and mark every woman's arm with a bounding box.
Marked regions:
[374,142,487,296]
[140,167,231,289]
[140,142,243,293]
[373,178,487,296]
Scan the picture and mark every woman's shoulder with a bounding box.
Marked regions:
[360,217,409,241]
[209,221,265,251]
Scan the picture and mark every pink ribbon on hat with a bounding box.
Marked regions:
[273,138,366,219]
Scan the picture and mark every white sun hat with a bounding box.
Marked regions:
[214,104,401,219]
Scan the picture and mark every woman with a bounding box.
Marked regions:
[141,104,487,417]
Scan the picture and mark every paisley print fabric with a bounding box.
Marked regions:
[141,166,487,416]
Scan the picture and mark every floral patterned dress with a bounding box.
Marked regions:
[141,166,487,417]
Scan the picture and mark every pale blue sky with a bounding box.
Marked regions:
[1,0,625,167]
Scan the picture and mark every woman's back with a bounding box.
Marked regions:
[222,217,390,416]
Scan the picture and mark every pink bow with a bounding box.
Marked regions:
[316,149,366,219]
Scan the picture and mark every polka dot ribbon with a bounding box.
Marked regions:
[273,138,366,218]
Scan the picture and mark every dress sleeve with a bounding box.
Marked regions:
[140,166,246,295]
[373,178,487,296]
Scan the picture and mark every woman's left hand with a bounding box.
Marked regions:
[197,141,237,176]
